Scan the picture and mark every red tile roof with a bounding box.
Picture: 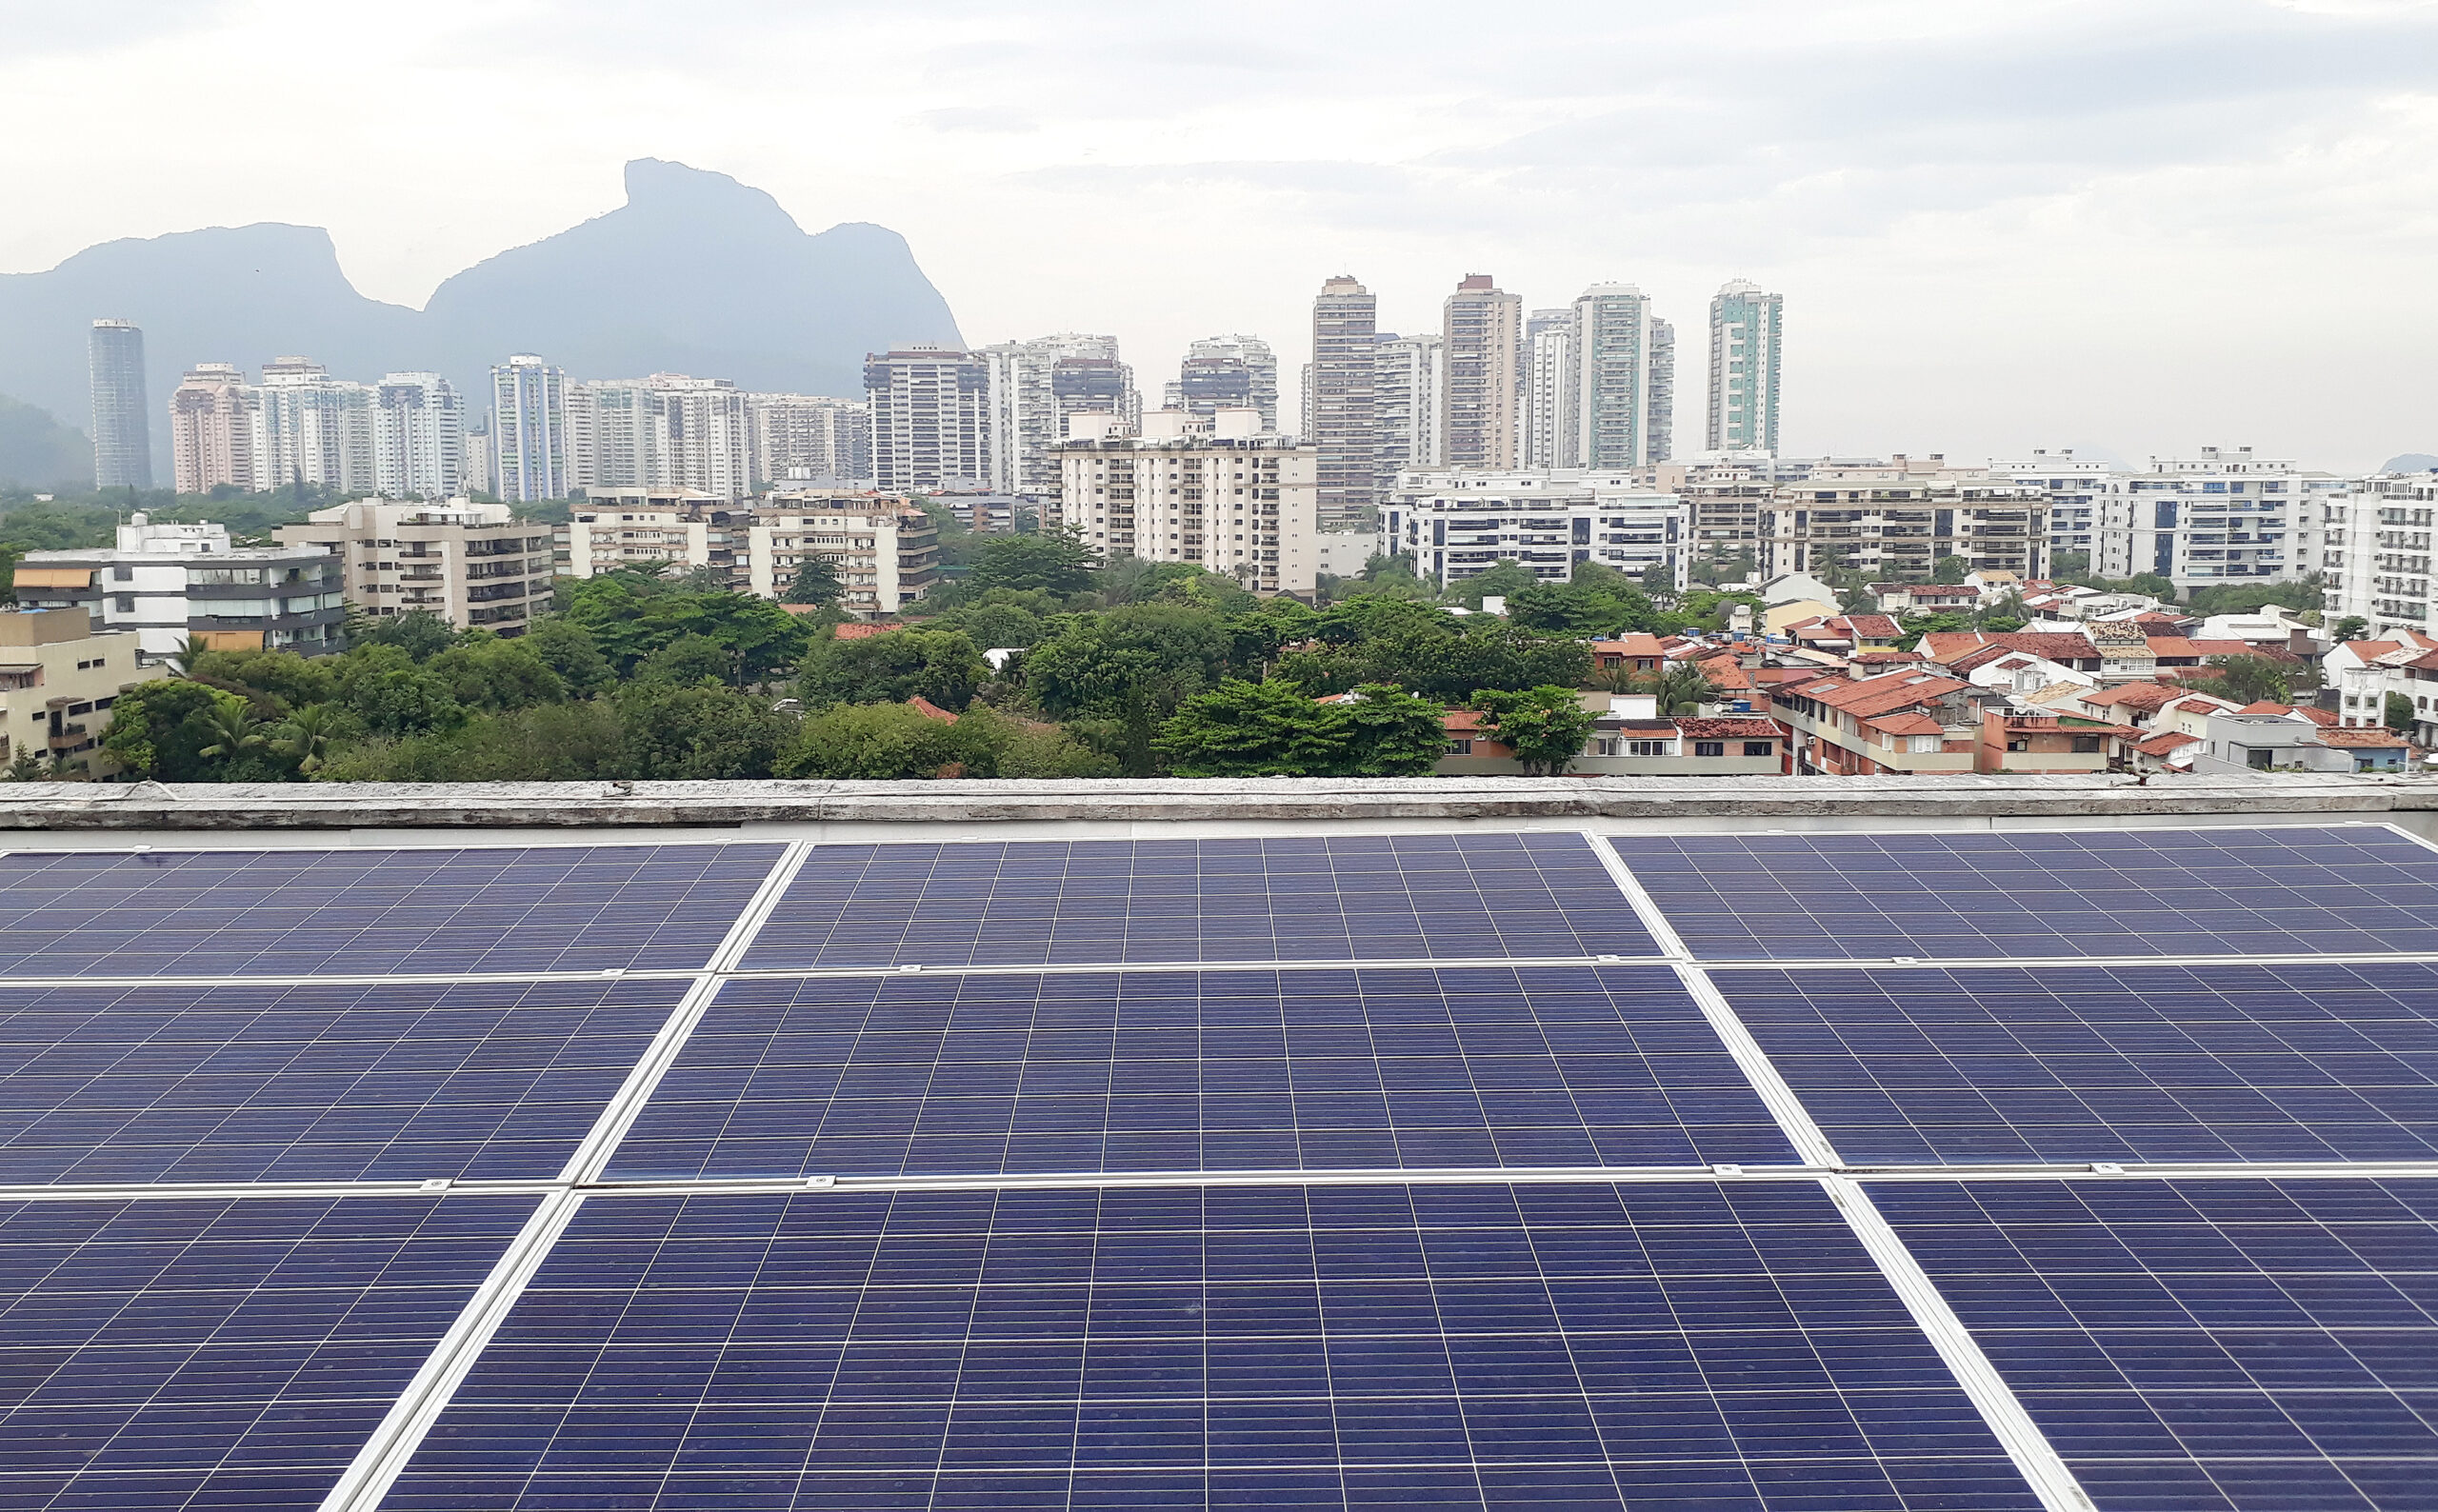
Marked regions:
[1673,717,1781,739]
[1843,613,1903,638]
[1864,712,1947,736]
[2318,727,2408,747]
[2136,730,2203,756]
[907,696,959,723]
[1591,634,1669,658]
[1920,630,2101,665]
[830,620,889,639]
[1799,672,1971,718]
[2236,701,2338,726]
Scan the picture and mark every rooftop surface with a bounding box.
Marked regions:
[3,786,2438,1509]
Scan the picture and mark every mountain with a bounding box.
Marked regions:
[2382,453,2438,473]
[0,160,963,481]
[0,394,93,487]
[421,158,961,397]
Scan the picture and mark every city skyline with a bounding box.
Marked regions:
[2,2,2431,472]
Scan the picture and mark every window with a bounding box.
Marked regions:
[1444,739,1472,755]
[1743,741,1774,757]
[2070,735,2102,753]
[2006,738,2028,751]
[1693,741,1726,757]
[2246,747,2273,770]
[1627,740,1670,757]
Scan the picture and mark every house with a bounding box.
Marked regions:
[1758,570,1843,609]
[1784,614,1905,654]
[1590,634,1669,674]
[2397,649,2438,746]
[1767,668,1994,775]
[1976,710,2139,774]
[2191,707,2406,774]
[2323,632,2438,729]
[2131,728,2204,773]
[1431,708,1788,776]
[2314,727,2411,773]
[1962,568,2022,600]
[1917,630,2105,675]
[1871,583,1979,616]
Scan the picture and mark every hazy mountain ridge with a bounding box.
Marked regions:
[0,159,963,480]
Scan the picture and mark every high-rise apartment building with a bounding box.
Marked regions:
[88,319,152,489]
[1164,335,1278,431]
[979,334,1134,495]
[745,493,941,617]
[1309,278,1379,529]
[566,375,750,502]
[2093,447,2343,590]
[169,364,256,495]
[1707,280,1782,453]
[1441,274,1521,471]
[254,357,375,495]
[1988,450,2112,562]
[1571,284,1667,469]
[1756,458,2048,582]
[1053,409,1319,596]
[14,515,344,661]
[462,424,494,498]
[277,498,552,634]
[1522,308,1576,469]
[2320,472,2436,639]
[372,372,466,501]
[1381,469,1689,592]
[1373,333,1443,491]
[865,347,989,492]
[746,394,870,487]
[491,354,569,504]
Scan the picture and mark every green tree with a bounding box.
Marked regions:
[968,529,1100,597]
[190,647,339,710]
[1332,684,1450,776]
[1931,556,1970,585]
[781,557,845,606]
[2,749,48,782]
[524,618,615,696]
[616,682,794,779]
[2052,551,2091,578]
[1454,559,1538,608]
[271,703,345,775]
[1155,679,1342,776]
[635,634,739,686]
[427,636,567,709]
[796,627,992,711]
[356,608,459,662]
[1642,661,1720,716]
[324,701,629,783]
[2387,691,2415,732]
[1471,686,1596,777]
[2333,616,2369,643]
[193,693,267,765]
[2193,652,2292,706]
[1508,567,1665,636]
[777,701,966,779]
[96,678,221,780]
[337,646,468,738]
[1022,603,1234,718]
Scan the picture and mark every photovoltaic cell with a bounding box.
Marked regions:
[1627,826,2438,961]
[386,1183,2039,1512]
[0,843,784,977]
[0,978,688,1184]
[738,832,1658,969]
[0,1194,534,1511]
[606,965,1795,1180]
[1872,1179,2438,1512]
[1719,963,2438,1164]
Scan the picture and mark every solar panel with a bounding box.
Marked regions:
[0,1194,534,1511]
[1627,826,2438,961]
[606,965,1796,1180]
[0,843,784,977]
[385,1183,2042,1512]
[1872,1178,2438,1512]
[738,832,1659,969]
[0,978,688,1184]
[1718,962,2438,1164]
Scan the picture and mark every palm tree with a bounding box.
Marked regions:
[195,699,265,763]
[1643,661,1721,716]
[3,749,49,783]
[165,637,202,677]
[273,703,341,775]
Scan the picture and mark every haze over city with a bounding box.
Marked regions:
[6,0,2435,468]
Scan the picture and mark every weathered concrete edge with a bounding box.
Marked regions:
[1,774,2433,830]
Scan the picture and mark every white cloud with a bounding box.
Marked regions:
[1,0,2432,466]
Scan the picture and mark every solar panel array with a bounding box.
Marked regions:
[2,822,2435,1511]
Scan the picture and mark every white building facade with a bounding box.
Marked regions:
[276,498,552,635]
[979,333,1134,496]
[746,394,870,487]
[2094,447,2345,590]
[1988,449,2112,563]
[13,516,344,661]
[1053,409,1319,597]
[1706,280,1782,454]
[1373,332,1443,491]
[491,354,570,504]
[371,372,466,501]
[2320,471,2437,638]
[864,347,989,492]
[1382,468,1690,591]
[745,493,940,617]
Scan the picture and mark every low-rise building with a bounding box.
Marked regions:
[557,488,738,585]
[2323,632,2438,730]
[13,515,344,663]
[275,498,554,635]
[0,608,164,776]
[1381,467,1688,592]
[2193,707,2411,774]
[1759,460,2048,584]
[1975,710,2137,774]
[745,493,940,617]
[1433,705,1784,776]
[1053,408,1319,597]
[1767,667,1994,775]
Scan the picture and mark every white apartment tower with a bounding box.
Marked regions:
[88,319,151,489]
[491,354,570,504]
[253,357,375,495]
[865,347,989,492]
[1373,332,1443,492]
[1054,409,1319,596]
[372,372,466,501]
[979,333,1135,496]
[1441,274,1521,471]
[566,375,750,502]
[745,394,870,487]
[2095,447,2345,590]
[1708,280,1782,453]
[1522,308,1576,469]
[1310,277,1379,530]
[1571,284,1667,469]
[1166,335,1279,432]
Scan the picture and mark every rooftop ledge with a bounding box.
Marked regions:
[2,774,2434,839]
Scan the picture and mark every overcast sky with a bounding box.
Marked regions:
[5,0,2434,468]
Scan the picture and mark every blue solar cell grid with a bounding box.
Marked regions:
[0,843,784,977]
[1628,826,2438,961]
[607,965,1796,1180]
[1718,962,2438,1165]
[739,832,1659,968]
[0,1194,534,1511]
[0,977,688,1184]
[387,1183,2039,1512]
[1873,1179,2438,1512]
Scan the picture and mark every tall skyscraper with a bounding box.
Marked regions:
[746,393,870,486]
[566,374,751,501]
[169,363,256,495]
[1164,335,1278,431]
[980,333,1133,494]
[1374,332,1443,489]
[254,357,375,494]
[88,319,152,488]
[1571,284,1668,469]
[1708,280,1783,454]
[1647,318,1675,466]
[1310,277,1379,528]
[866,347,989,491]
[372,372,466,500]
[1440,274,1521,470]
[491,354,569,504]
[1522,308,1577,469]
